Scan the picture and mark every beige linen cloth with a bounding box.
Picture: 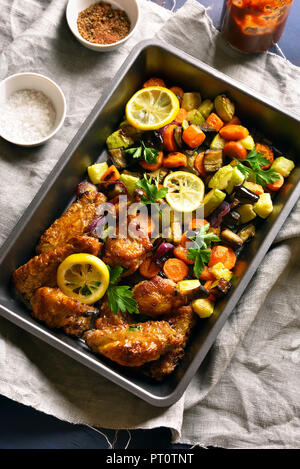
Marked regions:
[0,0,299,448]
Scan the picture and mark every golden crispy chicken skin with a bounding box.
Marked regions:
[36,192,107,254]
[83,321,181,367]
[133,275,186,318]
[147,305,197,380]
[95,300,134,329]
[13,235,101,300]
[31,287,97,337]
[103,231,152,276]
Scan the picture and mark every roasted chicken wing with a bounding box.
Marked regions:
[36,191,107,254]
[147,305,197,380]
[103,228,152,276]
[95,300,134,329]
[84,320,181,367]
[133,275,186,318]
[13,235,101,300]
[31,287,97,337]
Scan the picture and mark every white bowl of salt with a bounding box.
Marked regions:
[0,73,66,147]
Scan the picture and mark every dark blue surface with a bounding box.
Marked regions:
[1,0,299,450]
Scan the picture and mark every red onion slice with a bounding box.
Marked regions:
[209,201,231,228]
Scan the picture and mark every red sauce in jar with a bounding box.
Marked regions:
[221,0,293,53]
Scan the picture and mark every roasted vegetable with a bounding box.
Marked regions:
[210,133,226,150]
[221,229,243,248]
[203,189,226,217]
[253,192,273,218]
[214,95,235,122]
[208,164,234,191]
[238,224,255,243]
[76,181,98,197]
[271,157,295,177]
[233,185,259,204]
[203,149,223,173]
[239,135,255,150]
[173,126,183,148]
[185,151,198,174]
[192,298,214,318]
[187,109,205,125]
[222,210,241,227]
[210,278,231,299]
[182,92,202,111]
[237,204,256,224]
[209,201,231,227]
[119,173,139,196]
[148,167,169,184]
[209,262,232,282]
[109,148,127,169]
[206,113,224,132]
[88,162,109,184]
[106,129,134,150]
[142,130,164,151]
[226,167,244,194]
[198,99,214,119]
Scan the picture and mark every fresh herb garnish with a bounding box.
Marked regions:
[187,224,220,278]
[234,147,280,187]
[107,266,139,315]
[128,325,141,331]
[124,141,159,164]
[81,285,92,296]
[136,174,168,205]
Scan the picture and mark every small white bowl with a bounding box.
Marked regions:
[66,0,140,51]
[0,72,66,147]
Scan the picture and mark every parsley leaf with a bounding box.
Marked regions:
[234,147,280,187]
[124,141,159,164]
[187,224,220,278]
[107,266,139,315]
[136,174,168,205]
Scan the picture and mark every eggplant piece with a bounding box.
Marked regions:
[204,149,223,173]
[238,224,255,243]
[233,185,259,204]
[142,131,164,151]
[221,229,243,248]
[210,278,231,299]
[108,148,127,169]
[199,122,217,133]
[174,126,183,149]
[222,210,241,227]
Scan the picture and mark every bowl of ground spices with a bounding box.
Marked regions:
[66,0,140,51]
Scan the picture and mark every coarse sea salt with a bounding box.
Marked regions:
[0,89,56,143]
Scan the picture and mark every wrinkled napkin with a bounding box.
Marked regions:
[0,0,299,449]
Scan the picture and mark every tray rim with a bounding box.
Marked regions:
[0,39,299,407]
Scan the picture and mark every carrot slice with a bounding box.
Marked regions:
[163,124,178,152]
[199,266,215,281]
[170,86,184,100]
[143,77,166,88]
[194,151,206,177]
[244,182,264,195]
[208,245,236,270]
[182,124,206,148]
[219,125,249,141]
[188,218,209,231]
[139,257,161,279]
[255,143,274,169]
[206,113,224,132]
[163,258,189,282]
[101,165,120,183]
[174,108,188,124]
[223,116,241,126]
[140,151,163,171]
[163,152,187,168]
[266,172,284,191]
[173,245,194,265]
[224,141,247,160]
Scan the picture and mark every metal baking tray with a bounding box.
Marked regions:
[0,40,299,407]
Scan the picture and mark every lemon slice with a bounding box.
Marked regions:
[125,86,180,130]
[163,171,205,212]
[57,254,110,305]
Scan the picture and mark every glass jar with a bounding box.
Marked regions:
[221,0,294,53]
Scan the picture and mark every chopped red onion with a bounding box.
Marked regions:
[153,242,174,265]
[209,201,231,228]
[85,215,106,237]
